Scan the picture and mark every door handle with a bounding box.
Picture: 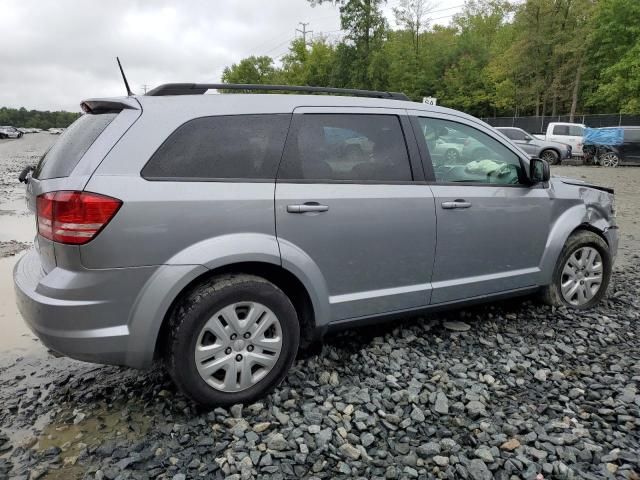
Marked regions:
[287,203,329,213]
[441,200,472,209]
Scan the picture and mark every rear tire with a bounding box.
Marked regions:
[166,274,300,407]
[540,230,612,309]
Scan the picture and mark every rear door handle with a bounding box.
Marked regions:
[441,200,472,209]
[287,203,329,213]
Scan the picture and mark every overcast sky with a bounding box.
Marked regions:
[0,0,464,111]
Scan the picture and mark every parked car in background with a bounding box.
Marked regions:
[533,122,585,156]
[0,126,23,139]
[583,126,640,167]
[14,84,617,407]
[496,127,572,164]
[48,128,64,134]
[423,124,502,163]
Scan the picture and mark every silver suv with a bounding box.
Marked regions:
[14,84,618,406]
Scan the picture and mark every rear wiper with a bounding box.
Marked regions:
[18,165,35,184]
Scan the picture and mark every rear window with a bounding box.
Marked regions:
[141,114,291,180]
[34,113,117,180]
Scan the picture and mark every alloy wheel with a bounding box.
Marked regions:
[540,150,558,164]
[600,152,619,167]
[560,246,603,306]
[194,301,283,392]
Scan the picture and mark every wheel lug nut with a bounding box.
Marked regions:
[230,333,237,340]
[247,345,254,352]
[225,347,232,354]
[243,332,251,339]
[236,354,243,361]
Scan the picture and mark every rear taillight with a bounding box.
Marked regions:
[36,191,122,245]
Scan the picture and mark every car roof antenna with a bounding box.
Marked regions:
[116,57,134,96]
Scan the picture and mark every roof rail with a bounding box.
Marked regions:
[145,83,411,101]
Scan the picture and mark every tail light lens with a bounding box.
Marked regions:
[37,191,122,245]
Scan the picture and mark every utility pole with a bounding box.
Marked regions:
[296,22,313,47]
[141,84,149,94]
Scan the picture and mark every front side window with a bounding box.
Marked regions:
[418,117,523,185]
[511,129,528,141]
[278,114,412,182]
[624,129,640,142]
[141,114,291,180]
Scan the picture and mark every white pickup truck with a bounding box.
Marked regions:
[534,122,585,156]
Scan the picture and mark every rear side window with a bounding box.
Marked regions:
[278,114,412,182]
[34,113,117,179]
[141,114,291,180]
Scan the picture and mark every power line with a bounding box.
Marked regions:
[261,37,296,57]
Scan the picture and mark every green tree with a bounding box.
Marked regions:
[221,56,279,86]
[310,0,388,89]
[585,0,640,113]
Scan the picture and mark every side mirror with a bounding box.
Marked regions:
[524,135,533,142]
[529,157,550,183]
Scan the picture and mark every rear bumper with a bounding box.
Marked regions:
[13,248,159,367]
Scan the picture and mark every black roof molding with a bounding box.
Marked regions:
[145,83,410,101]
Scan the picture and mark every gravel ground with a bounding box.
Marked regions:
[0,136,639,480]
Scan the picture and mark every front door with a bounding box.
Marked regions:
[412,113,552,304]
[275,108,437,321]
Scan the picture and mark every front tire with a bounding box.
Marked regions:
[540,149,559,165]
[600,151,619,167]
[166,274,300,407]
[541,230,612,309]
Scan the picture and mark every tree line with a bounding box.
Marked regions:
[0,107,80,129]
[222,0,640,118]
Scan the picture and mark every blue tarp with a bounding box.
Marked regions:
[584,127,624,146]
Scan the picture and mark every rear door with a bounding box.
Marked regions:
[275,107,436,321]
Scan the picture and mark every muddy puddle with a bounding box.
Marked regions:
[32,404,151,480]
[0,255,37,354]
[0,215,35,243]
[0,185,35,244]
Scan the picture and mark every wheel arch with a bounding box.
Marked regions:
[153,261,320,363]
[539,203,612,285]
[540,147,561,160]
